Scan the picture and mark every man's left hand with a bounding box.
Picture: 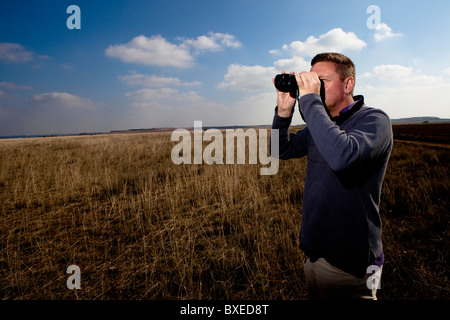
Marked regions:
[295,72,321,98]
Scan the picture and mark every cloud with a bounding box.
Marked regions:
[125,88,221,110]
[106,32,241,68]
[0,81,33,90]
[361,64,413,81]
[182,32,242,52]
[359,64,450,119]
[269,49,282,55]
[360,64,441,85]
[61,63,74,70]
[0,81,32,99]
[273,56,310,73]
[125,88,179,102]
[280,28,366,58]
[123,87,230,128]
[374,23,403,41]
[231,91,284,125]
[1,92,109,136]
[119,73,201,87]
[220,28,366,92]
[29,92,100,110]
[443,67,450,76]
[0,43,34,63]
[105,35,193,68]
[0,42,50,65]
[218,56,310,91]
[218,64,277,91]
[362,82,450,119]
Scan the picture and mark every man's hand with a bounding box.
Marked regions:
[295,72,321,98]
[273,71,296,117]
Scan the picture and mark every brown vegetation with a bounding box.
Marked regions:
[0,124,448,300]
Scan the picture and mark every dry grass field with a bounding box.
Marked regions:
[0,123,448,300]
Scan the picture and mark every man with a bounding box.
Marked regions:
[272,52,392,299]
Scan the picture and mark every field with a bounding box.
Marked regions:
[0,123,448,300]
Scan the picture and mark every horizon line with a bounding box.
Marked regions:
[1,116,450,140]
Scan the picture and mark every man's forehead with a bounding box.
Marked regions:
[311,61,337,77]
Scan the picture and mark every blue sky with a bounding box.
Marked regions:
[1,0,450,136]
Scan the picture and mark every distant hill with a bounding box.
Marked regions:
[391,117,450,123]
[2,117,450,140]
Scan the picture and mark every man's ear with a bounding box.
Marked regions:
[344,77,355,94]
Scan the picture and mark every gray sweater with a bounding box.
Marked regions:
[272,93,393,278]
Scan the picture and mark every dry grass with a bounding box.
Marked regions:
[0,126,448,300]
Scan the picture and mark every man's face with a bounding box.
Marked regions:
[310,61,349,111]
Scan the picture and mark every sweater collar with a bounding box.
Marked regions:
[331,95,364,125]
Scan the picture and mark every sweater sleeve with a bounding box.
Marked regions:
[271,107,309,160]
[299,94,392,171]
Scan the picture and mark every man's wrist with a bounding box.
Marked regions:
[276,106,294,118]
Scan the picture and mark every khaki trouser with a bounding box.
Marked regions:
[304,258,382,300]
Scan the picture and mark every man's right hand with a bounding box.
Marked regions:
[273,71,296,117]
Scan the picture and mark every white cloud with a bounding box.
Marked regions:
[360,64,441,86]
[119,73,201,87]
[122,87,281,129]
[123,87,230,128]
[273,56,310,73]
[218,56,310,91]
[231,91,284,125]
[105,35,193,68]
[358,64,450,119]
[0,43,34,63]
[1,93,109,135]
[30,92,100,110]
[126,88,220,109]
[360,64,412,81]
[125,88,179,102]
[220,28,366,92]
[218,64,277,91]
[182,32,242,52]
[362,82,450,119]
[269,49,282,55]
[106,32,241,68]
[281,28,366,58]
[374,23,403,41]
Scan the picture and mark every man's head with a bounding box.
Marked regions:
[311,53,355,82]
[310,53,356,115]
